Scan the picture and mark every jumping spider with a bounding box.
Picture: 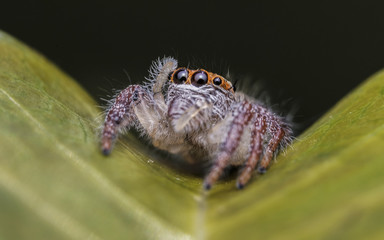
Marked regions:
[101,57,293,190]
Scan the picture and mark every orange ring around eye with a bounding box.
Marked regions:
[222,80,232,91]
[171,68,189,84]
[210,73,234,93]
[191,70,209,86]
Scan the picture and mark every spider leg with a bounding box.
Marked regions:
[257,125,285,173]
[152,58,177,111]
[135,58,178,134]
[236,116,267,189]
[203,101,254,190]
[102,58,177,156]
[101,85,145,155]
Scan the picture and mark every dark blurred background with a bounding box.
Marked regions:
[2,0,384,134]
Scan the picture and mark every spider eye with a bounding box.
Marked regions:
[213,77,222,86]
[173,69,189,84]
[192,71,208,87]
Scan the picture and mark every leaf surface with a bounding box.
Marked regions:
[0,30,383,240]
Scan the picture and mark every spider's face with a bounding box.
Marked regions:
[165,69,236,133]
[168,68,235,93]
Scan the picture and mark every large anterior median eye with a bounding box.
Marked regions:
[173,69,189,84]
[191,71,208,87]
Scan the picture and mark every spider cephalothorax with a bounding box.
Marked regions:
[101,57,293,190]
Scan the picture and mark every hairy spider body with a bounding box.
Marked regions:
[101,57,293,190]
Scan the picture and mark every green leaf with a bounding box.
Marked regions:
[0,30,383,240]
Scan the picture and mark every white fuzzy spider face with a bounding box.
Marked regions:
[101,57,293,190]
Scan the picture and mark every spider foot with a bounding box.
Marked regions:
[102,148,111,156]
[258,167,267,174]
[236,182,245,190]
[203,182,212,191]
